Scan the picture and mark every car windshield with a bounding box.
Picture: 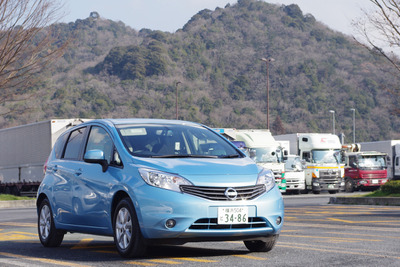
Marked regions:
[249,147,281,163]
[358,155,386,169]
[116,124,241,158]
[312,149,341,164]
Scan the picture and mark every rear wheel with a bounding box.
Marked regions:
[244,235,279,252]
[38,198,64,247]
[113,198,146,258]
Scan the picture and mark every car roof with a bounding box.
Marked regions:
[84,118,203,128]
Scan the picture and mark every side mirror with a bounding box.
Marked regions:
[84,149,108,172]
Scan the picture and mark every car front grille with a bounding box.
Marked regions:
[180,184,266,201]
[189,217,268,230]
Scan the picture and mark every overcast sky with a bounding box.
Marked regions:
[61,0,376,36]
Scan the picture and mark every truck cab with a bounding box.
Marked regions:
[344,151,388,192]
[234,130,287,193]
[298,134,345,194]
[283,155,305,194]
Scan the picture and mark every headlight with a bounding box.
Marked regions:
[257,168,275,192]
[139,168,193,192]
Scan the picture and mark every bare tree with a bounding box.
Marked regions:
[0,0,67,115]
[353,0,400,73]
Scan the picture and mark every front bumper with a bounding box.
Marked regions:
[133,185,284,241]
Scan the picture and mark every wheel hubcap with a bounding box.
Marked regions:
[116,207,132,250]
[39,205,51,239]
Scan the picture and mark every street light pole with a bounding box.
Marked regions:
[260,57,275,129]
[329,110,335,135]
[175,81,181,120]
[350,108,355,143]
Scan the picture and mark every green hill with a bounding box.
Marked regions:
[3,0,400,142]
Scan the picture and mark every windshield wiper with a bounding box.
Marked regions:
[219,154,240,158]
[151,154,218,158]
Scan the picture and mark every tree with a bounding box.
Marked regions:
[354,0,400,73]
[0,0,67,115]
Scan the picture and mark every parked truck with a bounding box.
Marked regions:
[358,140,400,180]
[283,154,306,194]
[0,119,88,196]
[218,129,287,193]
[342,148,388,192]
[274,133,345,194]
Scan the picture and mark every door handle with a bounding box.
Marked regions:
[75,168,83,176]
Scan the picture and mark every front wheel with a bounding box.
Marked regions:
[244,235,279,252]
[38,198,64,247]
[113,198,146,258]
[345,178,354,193]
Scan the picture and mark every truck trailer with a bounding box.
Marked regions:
[0,119,88,196]
[358,140,400,180]
[274,133,345,194]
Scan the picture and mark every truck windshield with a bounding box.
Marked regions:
[312,149,342,164]
[358,155,386,169]
[249,147,282,163]
[284,157,303,171]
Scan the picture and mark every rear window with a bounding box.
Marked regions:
[63,127,87,160]
[53,133,69,159]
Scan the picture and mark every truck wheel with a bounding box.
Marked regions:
[113,198,146,258]
[38,198,64,247]
[345,179,354,193]
[244,235,279,252]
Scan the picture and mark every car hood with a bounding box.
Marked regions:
[132,157,260,186]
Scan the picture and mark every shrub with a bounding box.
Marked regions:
[380,180,400,194]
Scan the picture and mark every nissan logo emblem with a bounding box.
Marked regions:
[225,188,238,200]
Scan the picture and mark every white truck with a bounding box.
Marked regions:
[274,133,345,194]
[0,119,88,195]
[283,154,305,194]
[219,129,287,193]
[358,140,400,180]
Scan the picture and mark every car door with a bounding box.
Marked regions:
[71,125,123,229]
[51,126,87,226]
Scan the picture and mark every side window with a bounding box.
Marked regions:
[63,127,87,160]
[53,133,68,159]
[86,126,114,164]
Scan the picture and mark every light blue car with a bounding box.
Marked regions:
[37,119,284,258]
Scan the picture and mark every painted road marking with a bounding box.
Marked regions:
[71,238,94,249]
[0,252,91,267]
[0,231,36,241]
[277,243,400,260]
[125,261,156,266]
[170,257,217,263]
[233,254,267,260]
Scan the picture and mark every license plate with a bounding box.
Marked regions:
[218,207,248,225]
[372,179,378,184]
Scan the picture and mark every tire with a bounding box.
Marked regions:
[38,198,64,247]
[113,198,146,258]
[244,235,279,252]
[345,178,354,193]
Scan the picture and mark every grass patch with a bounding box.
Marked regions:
[363,191,400,197]
[0,194,33,201]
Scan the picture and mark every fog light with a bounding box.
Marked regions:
[165,219,176,228]
[276,216,282,225]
